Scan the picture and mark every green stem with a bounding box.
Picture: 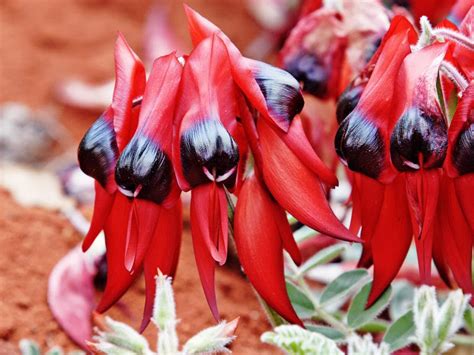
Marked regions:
[286,256,353,336]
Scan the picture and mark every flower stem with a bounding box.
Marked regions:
[440,60,469,92]
[286,256,353,336]
[432,28,474,51]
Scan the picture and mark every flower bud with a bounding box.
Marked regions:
[114,135,172,203]
[180,119,239,188]
[78,112,118,191]
[451,122,473,175]
[390,107,448,172]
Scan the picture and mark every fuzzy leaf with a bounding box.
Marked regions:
[382,310,415,351]
[464,306,474,334]
[347,282,392,329]
[261,325,343,355]
[183,318,238,354]
[320,269,368,306]
[19,340,40,355]
[305,324,345,341]
[388,281,415,320]
[286,281,315,318]
[45,347,64,355]
[298,245,346,276]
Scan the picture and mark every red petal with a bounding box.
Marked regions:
[441,176,473,297]
[234,174,302,325]
[191,184,228,265]
[406,170,441,283]
[97,194,138,313]
[141,200,182,332]
[274,203,302,266]
[446,83,474,177]
[454,174,474,233]
[82,182,115,252]
[190,187,219,320]
[112,33,146,151]
[258,118,359,243]
[277,116,338,187]
[368,175,412,306]
[355,173,385,268]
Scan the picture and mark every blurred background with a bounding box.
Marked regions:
[0,0,277,353]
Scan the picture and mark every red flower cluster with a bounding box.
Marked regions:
[78,6,359,328]
[335,9,473,305]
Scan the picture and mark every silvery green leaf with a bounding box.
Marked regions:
[382,311,415,351]
[19,340,41,355]
[293,226,317,243]
[347,334,389,355]
[320,269,369,306]
[45,347,63,355]
[152,274,177,330]
[464,306,474,334]
[413,286,438,327]
[94,316,152,355]
[286,281,315,318]
[305,324,345,342]
[183,318,238,354]
[347,282,392,330]
[298,245,346,276]
[261,325,343,355]
[389,281,415,320]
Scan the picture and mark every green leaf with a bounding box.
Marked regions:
[293,226,317,243]
[357,319,389,333]
[464,306,474,334]
[305,324,345,341]
[389,281,415,320]
[320,269,368,306]
[383,310,415,351]
[347,282,392,329]
[298,245,346,275]
[261,325,343,355]
[286,281,315,318]
[19,340,41,355]
[45,347,63,355]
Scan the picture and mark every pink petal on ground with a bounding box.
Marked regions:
[48,246,97,349]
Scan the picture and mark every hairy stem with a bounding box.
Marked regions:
[440,60,469,92]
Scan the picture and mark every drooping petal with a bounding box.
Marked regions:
[354,173,385,268]
[436,175,473,301]
[406,170,441,283]
[97,194,138,313]
[141,200,182,332]
[258,118,359,243]
[234,173,302,325]
[112,33,146,151]
[454,175,474,233]
[335,16,417,183]
[188,182,229,321]
[368,175,412,306]
[82,182,115,252]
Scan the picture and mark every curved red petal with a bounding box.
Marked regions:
[454,174,474,234]
[368,175,412,306]
[112,33,146,151]
[140,200,182,332]
[258,118,359,243]
[234,174,302,325]
[82,182,115,252]
[355,173,385,268]
[278,116,338,187]
[97,194,138,313]
[190,188,219,320]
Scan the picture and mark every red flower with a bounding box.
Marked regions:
[336,13,473,305]
[78,35,183,329]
